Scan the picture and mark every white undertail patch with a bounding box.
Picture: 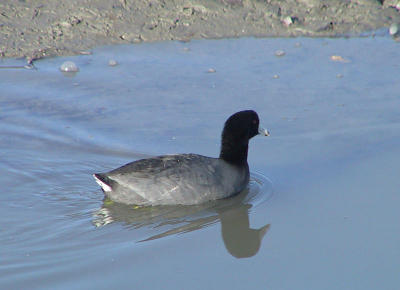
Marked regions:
[93,174,112,192]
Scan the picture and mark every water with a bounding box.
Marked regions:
[1,36,400,289]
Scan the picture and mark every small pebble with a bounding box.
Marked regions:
[108,59,118,66]
[336,73,343,78]
[389,23,399,36]
[273,74,280,79]
[275,50,285,57]
[60,61,79,72]
[79,51,92,55]
[283,16,293,26]
[207,68,216,73]
[330,55,349,63]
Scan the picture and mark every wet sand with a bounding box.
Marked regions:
[1,0,399,61]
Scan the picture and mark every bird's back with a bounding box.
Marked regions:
[94,153,249,205]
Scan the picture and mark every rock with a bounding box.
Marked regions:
[389,23,399,36]
[108,59,118,66]
[282,16,293,26]
[60,61,79,72]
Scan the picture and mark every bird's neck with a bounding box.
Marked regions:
[219,140,249,166]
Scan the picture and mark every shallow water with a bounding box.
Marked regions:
[1,36,400,289]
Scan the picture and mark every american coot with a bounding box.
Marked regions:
[93,110,269,206]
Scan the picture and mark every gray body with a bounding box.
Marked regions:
[94,153,249,206]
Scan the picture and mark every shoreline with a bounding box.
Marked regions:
[1,0,399,61]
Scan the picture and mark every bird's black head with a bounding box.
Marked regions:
[224,110,261,140]
[219,110,269,165]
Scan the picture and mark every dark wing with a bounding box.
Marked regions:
[108,154,215,179]
[102,154,227,205]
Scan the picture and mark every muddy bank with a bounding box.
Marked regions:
[1,0,399,60]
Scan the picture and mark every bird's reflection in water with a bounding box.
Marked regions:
[93,176,271,258]
[218,204,270,258]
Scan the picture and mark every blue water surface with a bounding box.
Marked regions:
[1,36,400,289]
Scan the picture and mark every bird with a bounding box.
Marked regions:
[93,110,269,206]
